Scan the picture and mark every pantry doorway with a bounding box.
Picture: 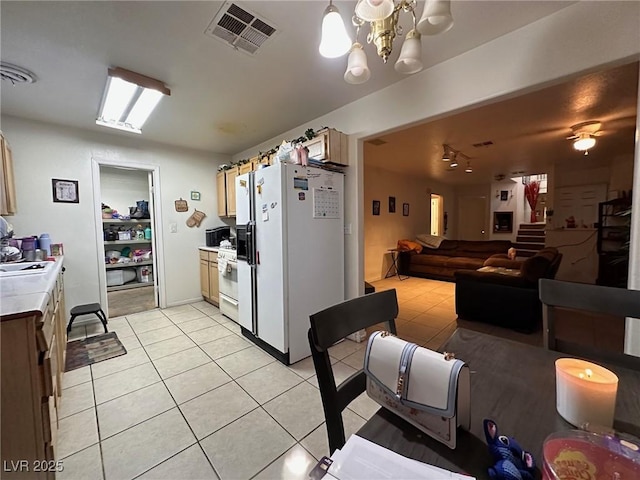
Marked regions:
[92,158,165,318]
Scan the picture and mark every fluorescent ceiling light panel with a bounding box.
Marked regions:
[96,67,170,134]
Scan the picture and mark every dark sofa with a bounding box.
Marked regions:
[454,247,562,332]
[398,240,512,281]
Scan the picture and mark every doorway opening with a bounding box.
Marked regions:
[430,194,443,236]
[92,159,164,318]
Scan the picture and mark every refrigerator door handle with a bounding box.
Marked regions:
[246,221,255,266]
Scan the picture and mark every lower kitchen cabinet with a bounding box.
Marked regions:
[199,249,219,306]
[1,266,66,479]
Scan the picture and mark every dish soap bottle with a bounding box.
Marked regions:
[144,226,152,240]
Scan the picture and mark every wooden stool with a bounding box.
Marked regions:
[67,303,108,333]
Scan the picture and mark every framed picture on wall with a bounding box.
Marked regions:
[52,179,79,203]
[389,196,396,213]
[403,203,409,216]
[500,190,509,201]
[372,200,380,216]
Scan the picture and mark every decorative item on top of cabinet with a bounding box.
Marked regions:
[0,131,17,215]
[302,127,348,166]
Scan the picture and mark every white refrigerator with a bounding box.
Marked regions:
[236,163,345,365]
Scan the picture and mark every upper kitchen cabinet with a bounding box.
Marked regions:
[0,131,17,215]
[216,172,227,217]
[225,167,238,217]
[217,166,239,217]
[302,128,348,166]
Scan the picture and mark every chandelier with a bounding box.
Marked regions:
[319,0,454,84]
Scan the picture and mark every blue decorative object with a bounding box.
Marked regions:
[484,419,535,480]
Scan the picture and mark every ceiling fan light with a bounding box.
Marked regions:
[394,30,423,75]
[319,4,351,58]
[344,43,371,84]
[417,0,454,36]
[465,163,473,173]
[450,156,458,168]
[355,0,394,22]
[573,134,596,151]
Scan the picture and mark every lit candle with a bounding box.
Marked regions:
[555,358,619,428]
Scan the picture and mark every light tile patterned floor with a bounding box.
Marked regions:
[58,278,539,480]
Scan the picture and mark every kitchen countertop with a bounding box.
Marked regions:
[199,246,219,253]
[0,257,64,321]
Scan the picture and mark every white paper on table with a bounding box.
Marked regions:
[327,435,475,480]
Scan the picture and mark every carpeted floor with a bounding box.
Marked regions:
[65,332,127,372]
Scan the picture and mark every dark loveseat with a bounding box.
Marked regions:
[398,240,512,281]
[454,247,562,332]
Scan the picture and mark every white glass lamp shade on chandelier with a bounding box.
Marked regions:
[417,0,454,35]
[318,3,352,58]
[320,0,453,85]
[344,43,371,84]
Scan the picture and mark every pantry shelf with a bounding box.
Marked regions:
[105,260,153,270]
[104,239,152,245]
[107,281,155,292]
[103,219,151,224]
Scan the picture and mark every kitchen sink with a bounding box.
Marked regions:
[0,261,56,278]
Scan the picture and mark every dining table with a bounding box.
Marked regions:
[356,328,640,479]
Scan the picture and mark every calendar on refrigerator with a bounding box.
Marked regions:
[313,188,340,219]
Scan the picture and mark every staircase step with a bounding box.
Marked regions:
[517,235,546,243]
[516,229,545,237]
[519,223,546,230]
[514,242,546,251]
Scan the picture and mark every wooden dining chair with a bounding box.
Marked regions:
[539,279,640,370]
[308,289,398,454]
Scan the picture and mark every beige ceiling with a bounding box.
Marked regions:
[0,1,575,155]
[364,61,639,185]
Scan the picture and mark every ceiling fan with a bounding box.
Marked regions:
[567,120,603,154]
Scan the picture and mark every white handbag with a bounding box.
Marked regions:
[363,331,471,449]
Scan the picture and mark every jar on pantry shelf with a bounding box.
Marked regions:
[144,226,152,240]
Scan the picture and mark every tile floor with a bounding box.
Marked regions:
[58,276,539,480]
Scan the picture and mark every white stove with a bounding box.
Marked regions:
[217,247,238,322]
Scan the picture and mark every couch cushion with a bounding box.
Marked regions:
[411,254,450,267]
[484,257,523,269]
[446,257,486,270]
[521,250,556,282]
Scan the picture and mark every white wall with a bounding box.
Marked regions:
[1,116,230,314]
[231,2,639,306]
[100,166,148,215]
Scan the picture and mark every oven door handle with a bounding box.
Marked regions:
[219,293,238,306]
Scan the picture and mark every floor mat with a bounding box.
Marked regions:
[65,332,127,372]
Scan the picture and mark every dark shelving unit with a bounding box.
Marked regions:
[596,198,631,287]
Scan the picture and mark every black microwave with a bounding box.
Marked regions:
[206,226,231,247]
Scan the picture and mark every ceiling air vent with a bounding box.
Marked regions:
[0,63,36,84]
[366,138,387,146]
[472,140,494,148]
[205,2,277,56]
